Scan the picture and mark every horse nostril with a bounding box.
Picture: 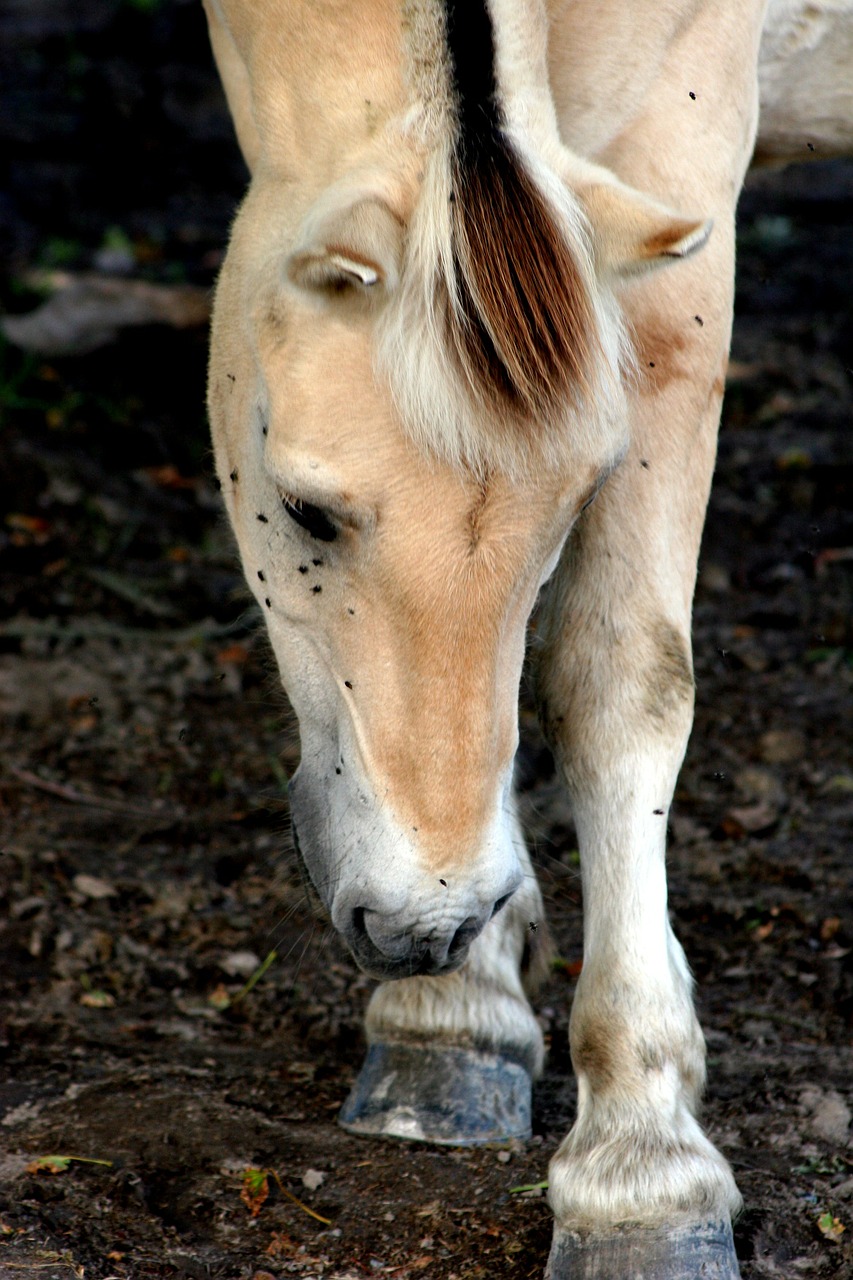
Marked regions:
[491,891,514,919]
[448,915,481,958]
[351,906,367,941]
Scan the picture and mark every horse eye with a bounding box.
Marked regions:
[281,493,338,542]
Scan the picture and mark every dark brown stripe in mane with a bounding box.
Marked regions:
[442,0,596,427]
[443,0,501,156]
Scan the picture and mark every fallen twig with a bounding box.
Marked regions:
[242,1166,331,1226]
[267,1167,332,1226]
[226,949,278,1007]
[9,768,184,823]
[83,568,180,619]
[0,611,262,645]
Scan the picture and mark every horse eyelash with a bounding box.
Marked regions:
[281,492,338,543]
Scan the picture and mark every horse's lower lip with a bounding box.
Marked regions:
[347,937,470,982]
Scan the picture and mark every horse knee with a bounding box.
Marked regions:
[536,612,695,775]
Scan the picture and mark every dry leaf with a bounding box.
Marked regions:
[819,917,842,943]
[817,1212,845,1242]
[241,1167,269,1218]
[27,1155,72,1175]
[80,990,116,1008]
[207,983,231,1011]
[723,802,778,836]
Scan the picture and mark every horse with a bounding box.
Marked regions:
[201,1,853,1275]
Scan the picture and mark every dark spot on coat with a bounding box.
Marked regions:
[694,315,703,326]
[230,469,239,482]
[257,570,265,582]
[573,1024,614,1089]
[466,480,490,553]
[312,584,322,594]
[634,314,689,395]
[640,459,650,469]
[344,680,352,689]
[312,558,323,567]
[256,513,268,523]
[439,878,447,887]
[298,565,308,574]
[688,90,696,100]
[347,607,355,616]
[641,620,694,724]
[264,598,271,608]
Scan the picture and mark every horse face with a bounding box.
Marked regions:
[208,147,707,978]
[209,202,626,982]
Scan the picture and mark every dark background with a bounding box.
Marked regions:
[0,4,851,1278]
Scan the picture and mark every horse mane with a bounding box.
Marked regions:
[379,0,621,478]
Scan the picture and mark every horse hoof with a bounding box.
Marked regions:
[545,1217,741,1279]
[338,1041,532,1145]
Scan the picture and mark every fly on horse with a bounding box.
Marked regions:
[202,1,853,1275]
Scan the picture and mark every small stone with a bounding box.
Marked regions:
[496,1150,511,1163]
[72,873,116,900]
[734,766,787,807]
[799,1087,851,1144]
[302,1168,326,1190]
[219,950,261,978]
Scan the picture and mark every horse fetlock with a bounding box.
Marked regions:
[547,1103,741,1232]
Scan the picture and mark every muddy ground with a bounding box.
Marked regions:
[0,5,851,1279]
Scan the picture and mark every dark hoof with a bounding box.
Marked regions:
[338,1041,532,1146]
[546,1217,741,1280]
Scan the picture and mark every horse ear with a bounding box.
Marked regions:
[287,198,404,295]
[580,180,712,279]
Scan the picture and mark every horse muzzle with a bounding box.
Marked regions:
[289,769,523,981]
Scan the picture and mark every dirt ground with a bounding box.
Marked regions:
[0,5,851,1279]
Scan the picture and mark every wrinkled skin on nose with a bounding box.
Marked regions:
[288,762,525,980]
[290,809,520,979]
[208,208,625,981]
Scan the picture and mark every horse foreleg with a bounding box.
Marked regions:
[533,246,743,1277]
[535,537,742,1276]
[339,806,546,1145]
